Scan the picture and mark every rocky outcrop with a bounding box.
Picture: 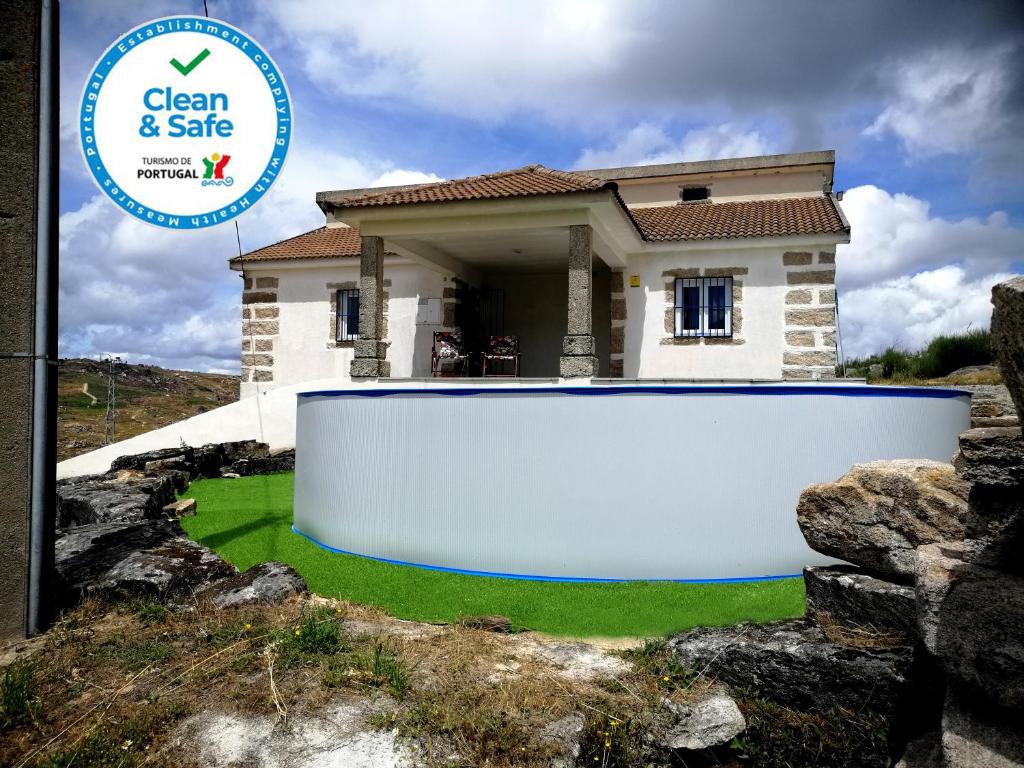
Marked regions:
[90,537,236,601]
[804,565,917,636]
[916,543,1024,712]
[54,519,181,608]
[991,276,1024,419]
[954,427,1024,487]
[797,460,969,582]
[961,383,1019,428]
[56,473,177,527]
[669,619,916,716]
[942,687,1024,768]
[655,692,746,751]
[200,562,307,609]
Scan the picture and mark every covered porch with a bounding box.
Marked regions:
[322,173,638,380]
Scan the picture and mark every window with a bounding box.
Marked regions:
[680,185,709,202]
[674,277,733,337]
[336,289,359,341]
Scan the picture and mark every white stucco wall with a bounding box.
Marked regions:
[622,244,833,380]
[240,261,453,398]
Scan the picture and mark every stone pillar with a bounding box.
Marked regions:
[350,235,390,378]
[560,224,598,378]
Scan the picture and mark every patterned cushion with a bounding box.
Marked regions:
[485,334,519,359]
[434,331,466,360]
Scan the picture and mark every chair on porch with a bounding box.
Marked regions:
[431,331,470,377]
[481,335,520,377]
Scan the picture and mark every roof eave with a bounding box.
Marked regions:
[583,150,836,182]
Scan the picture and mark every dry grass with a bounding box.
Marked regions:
[0,596,723,768]
[813,612,909,649]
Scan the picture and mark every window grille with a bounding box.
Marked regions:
[336,289,360,341]
[674,276,733,337]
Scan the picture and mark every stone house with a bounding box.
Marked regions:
[232,151,850,397]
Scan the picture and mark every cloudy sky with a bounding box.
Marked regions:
[60,0,1024,371]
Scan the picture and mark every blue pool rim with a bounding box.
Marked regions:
[292,525,801,584]
[297,384,970,400]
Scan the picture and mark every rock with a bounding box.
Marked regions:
[954,427,1024,487]
[992,276,1024,419]
[668,619,915,716]
[942,687,1024,768]
[804,565,917,637]
[54,519,182,608]
[200,562,307,609]
[90,536,235,600]
[868,363,884,377]
[950,364,1001,379]
[539,712,585,766]
[163,498,196,517]
[974,416,1021,428]
[895,732,943,768]
[797,460,969,582]
[657,692,746,751]
[56,474,177,527]
[110,445,194,472]
[459,615,513,633]
[915,543,1024,710]
[172,699,414,767]
[961,384,1018,420]
[230,449,295,476]
[962,485,1024,574]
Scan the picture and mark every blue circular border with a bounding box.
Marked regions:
[79,15,292,230]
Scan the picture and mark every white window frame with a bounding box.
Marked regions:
[674,276,733,338]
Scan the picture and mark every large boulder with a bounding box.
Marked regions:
[804,565,917,637]
[797,460,969,582]
[915,543,1024,711]
[200,561,307,609]
[110,445,195,473]
[962,485,1024,574]
[90,536,236,600]
[54,519,181,609]
[655,692,746,751]
[992,276,1024,419]
[954,427,1024,488]
[668,619,916,716]
[942,687,1024,768]
[56,473,177,527]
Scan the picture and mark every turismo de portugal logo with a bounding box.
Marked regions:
[80,16,291,230]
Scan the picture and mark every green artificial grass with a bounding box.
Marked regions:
[181,473,805,637]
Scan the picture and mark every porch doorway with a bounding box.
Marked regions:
[456,268,609,378]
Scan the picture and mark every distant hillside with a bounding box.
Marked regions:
[58,358,239,461]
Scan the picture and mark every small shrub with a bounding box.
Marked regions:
[619,638,696,689]
[916,329,992,379]
[0,659,40,729]
[131,598,170,627]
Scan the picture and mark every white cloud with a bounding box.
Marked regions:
[836,184,1024,357]
[839,266,1014,359]
[574,123,771,169]
[59,143,441,372]
[864,45,1015,157]
[369,170,444,187]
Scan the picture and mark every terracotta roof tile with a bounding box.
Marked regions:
[232,226,365,263]
[335,165,611,208]
[631,196,848,241]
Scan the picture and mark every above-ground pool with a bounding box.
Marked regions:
[292,382,970,582]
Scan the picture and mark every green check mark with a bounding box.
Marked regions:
[169,48,210,76]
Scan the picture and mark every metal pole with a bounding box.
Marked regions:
[27,0,59,637]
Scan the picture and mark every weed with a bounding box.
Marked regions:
[619,638,697,690]
[732,698,889,768]
[578,711,636,767]
[276,606,345,666]
[92,635,173,672]
[355,640,409,698]
[130,598,170,627]
[0,660,40,730]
